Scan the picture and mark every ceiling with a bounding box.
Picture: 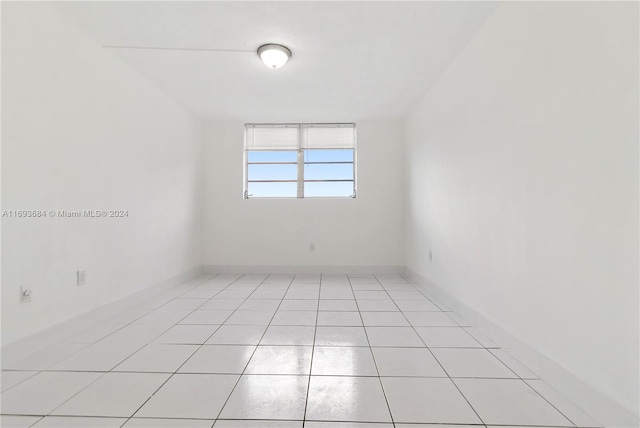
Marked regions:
[52,1,499,122]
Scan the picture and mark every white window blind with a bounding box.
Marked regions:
[300,124,356,149]
[245,124,356,150]
[245,125,299,151]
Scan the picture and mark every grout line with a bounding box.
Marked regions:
[0,413,589,427]
[0,370,41,393]
[477,349,524,380]
[347,275,397,427]
[43,275,228,422]
[8,369,533,379]
[14,413,593,428]
[211,274,299,421]
[373,273,487,427]
[523,379,582,427]
[395,277,578,425]
[301,274,322,428]
[85,274,227,376]
[2,273,585,428]
[121,273,254,425]
[92,274,221,346]
[25,415,44,428]
[487,349,540,380]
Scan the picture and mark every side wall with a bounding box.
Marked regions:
[202,121,404,271]
[404,2,639,416]
[1,3,203,344]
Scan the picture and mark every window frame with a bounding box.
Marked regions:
[243,123,357,199]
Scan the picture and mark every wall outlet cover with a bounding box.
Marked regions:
[20,286,32,303]
[77,270,86,286]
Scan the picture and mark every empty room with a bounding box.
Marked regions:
[1,1,638,428]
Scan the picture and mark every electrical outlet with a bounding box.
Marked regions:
[77,270,86,286]
[309,243,315,252]
[20,286,32,303]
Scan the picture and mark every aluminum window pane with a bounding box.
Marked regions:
[303,163,354,181]
[248,151,297,163]
[248,164,297,181]
[304,181,354,198]
[248,182,297,198]
[303,149,353,163]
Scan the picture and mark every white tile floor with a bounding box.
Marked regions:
[1,273,601,428]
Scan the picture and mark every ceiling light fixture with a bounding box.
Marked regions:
[257,44,292,69]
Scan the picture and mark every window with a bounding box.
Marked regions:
[244,123,356,198]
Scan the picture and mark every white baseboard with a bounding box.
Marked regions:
[404,267,640,428]
[2,264,402,364]
[5,262,635,428]
[203,264,404,275]
[1,265,204,366]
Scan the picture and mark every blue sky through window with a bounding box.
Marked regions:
[247,149,354,198]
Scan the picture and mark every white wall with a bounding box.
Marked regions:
[1,3,202,345]
[202,121,403,271]
[405,1,638,415]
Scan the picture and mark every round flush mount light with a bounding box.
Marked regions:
[257,44,292,69]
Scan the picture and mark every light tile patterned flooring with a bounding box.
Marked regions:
[1,274,600,428]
